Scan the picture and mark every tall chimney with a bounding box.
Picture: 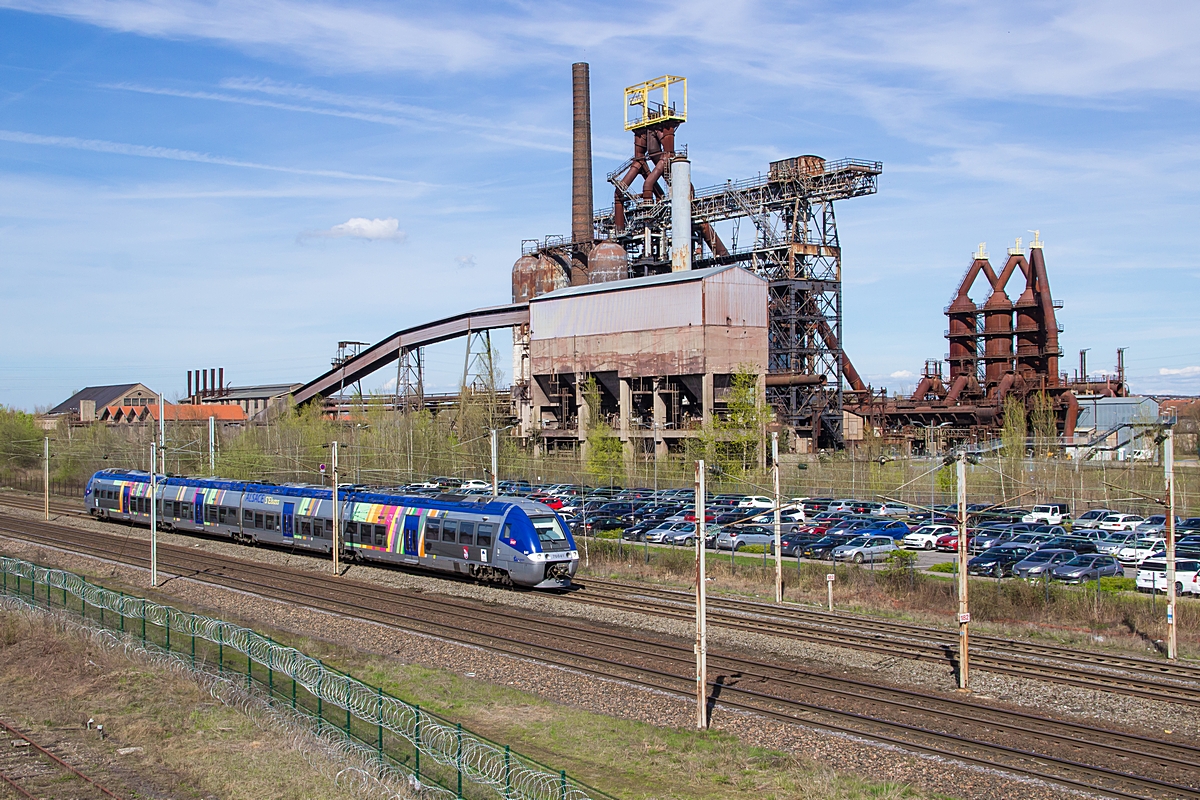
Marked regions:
[187,371,193,400]
[219,367,224,395]
[670,157,692,272]
[570,62,594,286]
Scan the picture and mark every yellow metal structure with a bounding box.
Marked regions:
[624,75,686,131]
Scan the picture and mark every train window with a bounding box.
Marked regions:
[300,519,311,537]
[269,514,279,531]
[503,524,512,543]
[217,507,227,524]
[477,524,494,547]
[206,505,217,522]
[244,509,254,525]
[374,525,386,546]
[345,521,358,540]
[442,520,458,542]
[313,518,326,538]
[254,512,264,529]
[181,503,192,518]
[426,519,441,537]
[459,521,475,545]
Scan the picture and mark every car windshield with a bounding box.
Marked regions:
[1066,556,1097,566]
[1023,551,1054,563]
[1134,539,1161,548]
[845,537,870,547]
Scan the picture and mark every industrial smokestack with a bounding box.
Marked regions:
[570,62,594,286]
[670,157,692,272]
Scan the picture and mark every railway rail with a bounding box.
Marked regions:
[0,718,123,800]
[1,513,1199,798]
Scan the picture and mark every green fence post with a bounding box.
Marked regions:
[414,705,421,782]
[246,649,251,690]
[218,638,223,673]
[80,583,85,621]
[118,592,124,633]
[345,699,350,737]
[505,745,511,799]
[98,588,103,625]
[165,611,170,652]
[560,769,567,800]
[268,653,274,699]
[3,568,6,595]
[140,600,146,644]
[376,686,383,758]
[317,688,323,733]
[62,583,66,609]
[456,723,463,799]
[291,675,296,710]
[190,614,196,668]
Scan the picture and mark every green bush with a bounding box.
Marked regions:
[927,561,957,573]
[1099,576,1136,594]
[738,544,768,554]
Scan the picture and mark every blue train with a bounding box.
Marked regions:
[84,469,579,589]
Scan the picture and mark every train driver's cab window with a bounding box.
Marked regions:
[477,524,494,548]
[441,520,458,542]
[458,522,475,546]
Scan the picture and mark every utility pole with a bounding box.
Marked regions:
[694,459,708,730]
[150,442,158,587]
[208,415,215,474]
[43,437,49,520]
[1165,427,1177,660]
[490,428,499,497]
[956,453,970,690]
[332,441,340,576]
[158,393,166,474]
[772,431,782,604]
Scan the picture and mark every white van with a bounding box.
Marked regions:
[1136,559,1200,596]
[1022,503,1071,525]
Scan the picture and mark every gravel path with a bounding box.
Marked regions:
[0,503,1190,799]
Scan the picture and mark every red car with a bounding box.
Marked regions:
[936,532,959,551]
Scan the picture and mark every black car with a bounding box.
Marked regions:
[801,533,858,560]
[967,544,1036,577]
[573,515,627,536]
[1038,536,1098,554]
[772,531,822,557]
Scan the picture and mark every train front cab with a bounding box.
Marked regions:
[500,509,579,589]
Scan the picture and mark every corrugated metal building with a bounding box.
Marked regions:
[520,266,768,454]
[1070,395,1160,460]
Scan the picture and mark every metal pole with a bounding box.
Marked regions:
[158,393,166,474]
[332,441,340,576]
[491,428,499,497]
[43,437,49,520]
[694,459,707,729]
[772,432,782,603]
[1165,428,1177,660]
[956,454,970,690]
[150,442,158,587]
[208,415,215,474]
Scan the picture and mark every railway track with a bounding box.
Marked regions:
[0,718,123,800]
[11,491,1197,705]
[1,513,1198,798]
[570,577,1200,705]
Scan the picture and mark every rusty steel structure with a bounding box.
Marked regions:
[520,73,883,449]
[850,236,1128,452]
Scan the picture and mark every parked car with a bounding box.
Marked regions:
[1012,548,1077,579]
[832,535,898,564]
[1134,515,1181,534]
[1115,537,1166,565]
[1096,531,1140,555]
[1050,554,1126,583]
[1098,513,1145,532]
[801,533,859,560]
[662,523,721,547]
[936,531,961,551]
[902,524,957,550]
[1180,518,1200,533]
[574,515,627,536]
[1022,503,1071,525]
[714,525,776,552]
[861,519,912,539]
[644,521,694,543]
[1136,559,1200,596]
[737,496,774,509]
[968,543,1036,577]
[875,502,915,517]
[1037,536,1099,555]
[773,531,823,557]
[1073,508,1115,530]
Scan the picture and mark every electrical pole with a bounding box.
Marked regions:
[208,415,215,474]
[332,441,340,576]
[695,459,708,730]
[43,437,49,521]
[772,431,782,604]
[490,428,499,497]
[150,442,158,587]
[1165,427,1177,660]
[158,393,166,474]
[956,453,970,690]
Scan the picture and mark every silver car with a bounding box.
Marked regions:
[1097,532,1139,555]
[714,525,775,551]
[644,522,691,544]
[1012,548,1076,579]
[1074,508,1115,530]
[832,535,898,564]
[662,523,721,547]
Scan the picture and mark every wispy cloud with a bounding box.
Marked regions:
[300,217,405,242]
[890,369,915,379]
[0,128,412,183]
[1160,366,1200,377]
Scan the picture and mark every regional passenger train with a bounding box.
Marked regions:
[84,469,579,589]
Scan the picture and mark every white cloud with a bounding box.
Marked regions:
[1160,366,1200,377]
[455,254,476,269]
[305,217,405,242]
[890,369,915,379]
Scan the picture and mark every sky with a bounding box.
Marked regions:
[1,0,1198,410]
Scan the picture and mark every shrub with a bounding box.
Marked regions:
[928,562,957,573]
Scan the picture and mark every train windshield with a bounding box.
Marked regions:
[530,516,572,552]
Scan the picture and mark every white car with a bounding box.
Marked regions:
[1136,559,1200,595]
[902,524,956,550]
[1116,537,1165,565]
[457,479,491,491]
[1022,503,1071,525]
[876,502,915,517]
[1098,513,1145,532]
[738,496,774,509]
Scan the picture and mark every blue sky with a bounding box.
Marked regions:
[1,0,1198,410]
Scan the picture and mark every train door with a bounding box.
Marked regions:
[121,485,132,515]
[403,515,420,556]
[282,502,295,543]
[193,491,205,525]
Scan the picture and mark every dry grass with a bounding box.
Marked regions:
[579,540,1200,658]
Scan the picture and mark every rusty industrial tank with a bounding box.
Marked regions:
[511,254,540,303]
[587,241,628,284]
[534,255,569,297]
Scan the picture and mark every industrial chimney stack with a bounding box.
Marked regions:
[570,62,594,286]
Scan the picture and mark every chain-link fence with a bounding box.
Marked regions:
[0,556,613,800]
